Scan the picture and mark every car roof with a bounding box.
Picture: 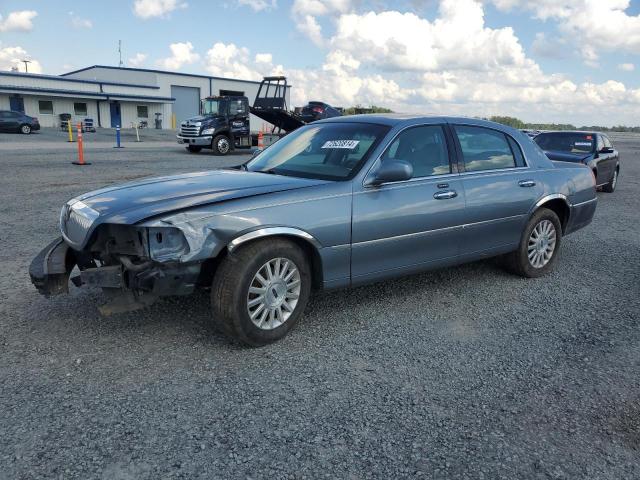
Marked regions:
[536,130,602,136]
[314,113,513,129]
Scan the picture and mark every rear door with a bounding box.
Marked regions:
[452,124,541,257]
[351,124,465,282]
[1,111,21,132]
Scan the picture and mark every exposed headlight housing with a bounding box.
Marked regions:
[147,227,189,262]
[201,128,214,136]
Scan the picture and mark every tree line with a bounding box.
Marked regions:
[487,116,640,133]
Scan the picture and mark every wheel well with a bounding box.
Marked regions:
[538,199,570,233]
[198,234,324,290]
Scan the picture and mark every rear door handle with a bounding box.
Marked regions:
[433,190,458,200]
[518,180,536,187]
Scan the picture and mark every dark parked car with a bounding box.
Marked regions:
[534,131,619,192]
[30,116,597,346]
[0,110,40,134]
[298,101,342,123]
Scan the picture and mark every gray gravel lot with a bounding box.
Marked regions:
[1,129,639,479]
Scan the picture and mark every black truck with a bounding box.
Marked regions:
[177,76,341,155]
[177,95,252,155]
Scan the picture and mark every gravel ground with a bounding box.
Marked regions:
[0,132,639,479]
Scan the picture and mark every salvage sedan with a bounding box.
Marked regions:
[31,116,597,346]
[534,131,620,192]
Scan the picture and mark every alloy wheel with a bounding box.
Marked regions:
[527,219,557,268]
[247,257,301,330]
[217,138,230,154]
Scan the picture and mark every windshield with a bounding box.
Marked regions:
[534,133,595,154]
[246,122,390,180]
[202,99,223,116]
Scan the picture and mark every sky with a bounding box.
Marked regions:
[0,0,639,126]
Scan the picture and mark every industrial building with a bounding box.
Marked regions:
[0,66,290,130]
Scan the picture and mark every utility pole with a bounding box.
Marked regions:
[21,59,31,73]
[118,40,123,68]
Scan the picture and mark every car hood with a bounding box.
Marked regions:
[543,150,593,163]
[75,169,329,224]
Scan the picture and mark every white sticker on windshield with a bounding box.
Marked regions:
[321,140,360,149]
[574,141,592,146]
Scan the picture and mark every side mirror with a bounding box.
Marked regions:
[599,147,614,154]
[365,159,413,187]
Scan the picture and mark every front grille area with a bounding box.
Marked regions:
[180,125,200,137]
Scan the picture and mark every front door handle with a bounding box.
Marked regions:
[433,190,458,200]
[518,180,536,187]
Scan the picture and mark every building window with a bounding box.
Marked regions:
[137,105,148,118]
[38,100,54,115]
[74,102,87,116]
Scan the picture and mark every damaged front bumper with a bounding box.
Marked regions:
[30,237,202,315]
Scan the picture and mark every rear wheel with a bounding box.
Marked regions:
[212,134,230,156]
[211,238,311,346]
[186,145,202,153]
[20,124,31,134]
[602,167,618,193]
[504,208,562,278]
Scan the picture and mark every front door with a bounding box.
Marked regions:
[451,124,541,257]
[110,102,121,128]
[228,97,249,143]
[351,124,465,284]
[9,96,24,113]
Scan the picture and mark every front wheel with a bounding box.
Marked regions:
[212,134,230,156]
[20,124,32,134]
[504,208,562,278]
[602,167,618,193]
[211,238,311,346]
[186,145,202,153]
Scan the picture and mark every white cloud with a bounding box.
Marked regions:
[0,10,37,32]
[237,0,277,11]
[0,46,42,73]
[129,53,148,67]
[68,12,92,29]
[157,42,199,70]
[291,0,353,45]
[618,63,635,71]
[204,42,284,80]
[133,0,187,19]
[493,0,640,60]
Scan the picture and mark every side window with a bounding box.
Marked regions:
[229,99,247,116]
[507,136,527,167]
[381,125,451,178]
[603,136,612,149]
[454,125,516,172]
[596,135,604,151]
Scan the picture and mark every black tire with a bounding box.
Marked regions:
[212,134,231,156]
[20,124,31,134]
[602,167,618,193]
[504,208,562,278]
[186,145,202,153]
[211,238,311,346]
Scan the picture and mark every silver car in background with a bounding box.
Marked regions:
[30,115,597,346]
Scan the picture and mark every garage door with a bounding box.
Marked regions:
[171,85,200,125]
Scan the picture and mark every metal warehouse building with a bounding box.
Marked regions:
[0,65,290,130]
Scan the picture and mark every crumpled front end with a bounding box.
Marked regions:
[30,200,205,315]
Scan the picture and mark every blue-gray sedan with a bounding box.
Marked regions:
[30,115,597,345]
